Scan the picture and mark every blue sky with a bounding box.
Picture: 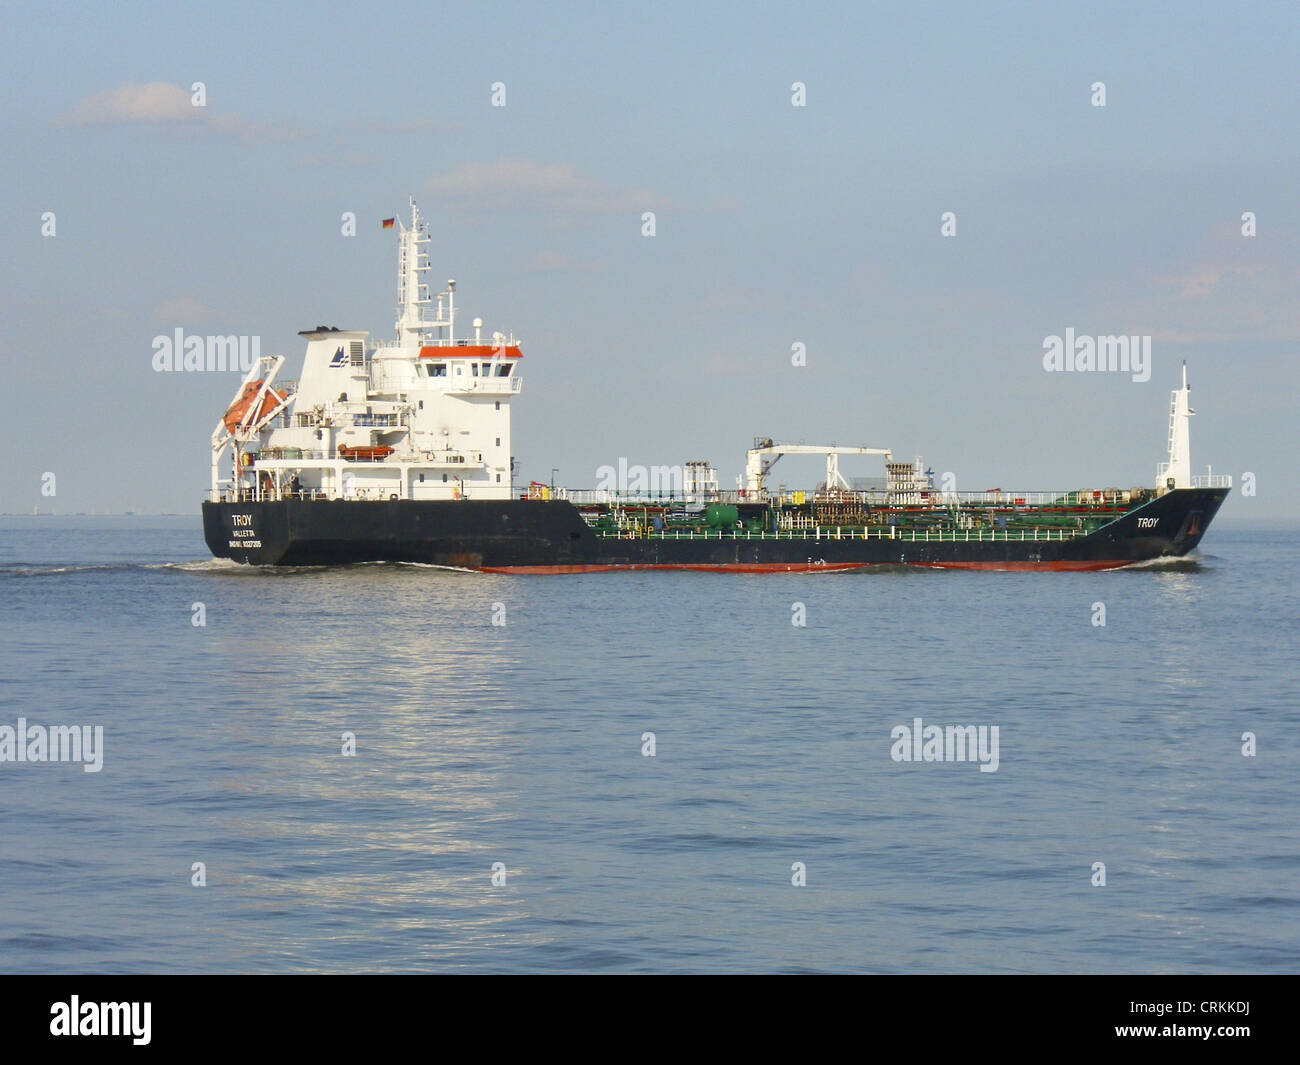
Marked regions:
[3,0,1296,516]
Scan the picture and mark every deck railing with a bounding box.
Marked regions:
[566,488,1139,507]
[250,449,483,464]
[444,376,522,394]
[594,526,1084,543]
[417,336,520,348]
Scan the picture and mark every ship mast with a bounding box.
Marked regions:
[395,198,434,346]
[1158,361,1195,490]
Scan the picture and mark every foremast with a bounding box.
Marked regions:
[1157,361,1194,491]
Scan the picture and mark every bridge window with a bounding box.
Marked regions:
[427,363,447,377]
[496,364,511,377]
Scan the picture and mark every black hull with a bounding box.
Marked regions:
[202,487,1228,571]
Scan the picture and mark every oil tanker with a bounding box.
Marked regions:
[202,200,1230,572]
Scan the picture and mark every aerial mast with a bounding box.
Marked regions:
[395,197,433,346]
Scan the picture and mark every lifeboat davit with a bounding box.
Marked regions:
[338,444,395,461]
[223,380,287,435]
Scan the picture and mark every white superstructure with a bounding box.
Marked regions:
[210,199,521,503]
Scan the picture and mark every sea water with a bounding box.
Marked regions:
[0,516,1295,973]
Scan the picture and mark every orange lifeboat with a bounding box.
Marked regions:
[338,444,395,461]
[223,380,288,435]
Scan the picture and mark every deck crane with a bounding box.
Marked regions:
[743,440,894,494]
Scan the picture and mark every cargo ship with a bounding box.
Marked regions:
[202,200,1230,571]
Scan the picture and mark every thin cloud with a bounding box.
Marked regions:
[297,151,377,168]
[1115,225,1298,342]
[151,295,221,324]
[61,82,310,143]
[424,160,672,213]
[64,82,197,124]
[1157,261,1266,299]
[208,113,312,144]
[348,117,463,135]
[527,250,604,273]
[696,283,769,313]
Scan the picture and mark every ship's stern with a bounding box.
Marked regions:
[202,501,292,565]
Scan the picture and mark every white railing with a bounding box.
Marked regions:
[564,488,1137,507]
[566,489,704,504]
[939,490,1134,506]
[445,376,522,394]
[418,336,519,348]
[249,449,483,465]
[596,526,1083,543]
[351,412,403,427]
[1155,465,1232,489]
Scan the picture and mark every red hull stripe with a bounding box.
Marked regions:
[478,562,870,574]
[909,560,1133,571]
[477,560,1136,574]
